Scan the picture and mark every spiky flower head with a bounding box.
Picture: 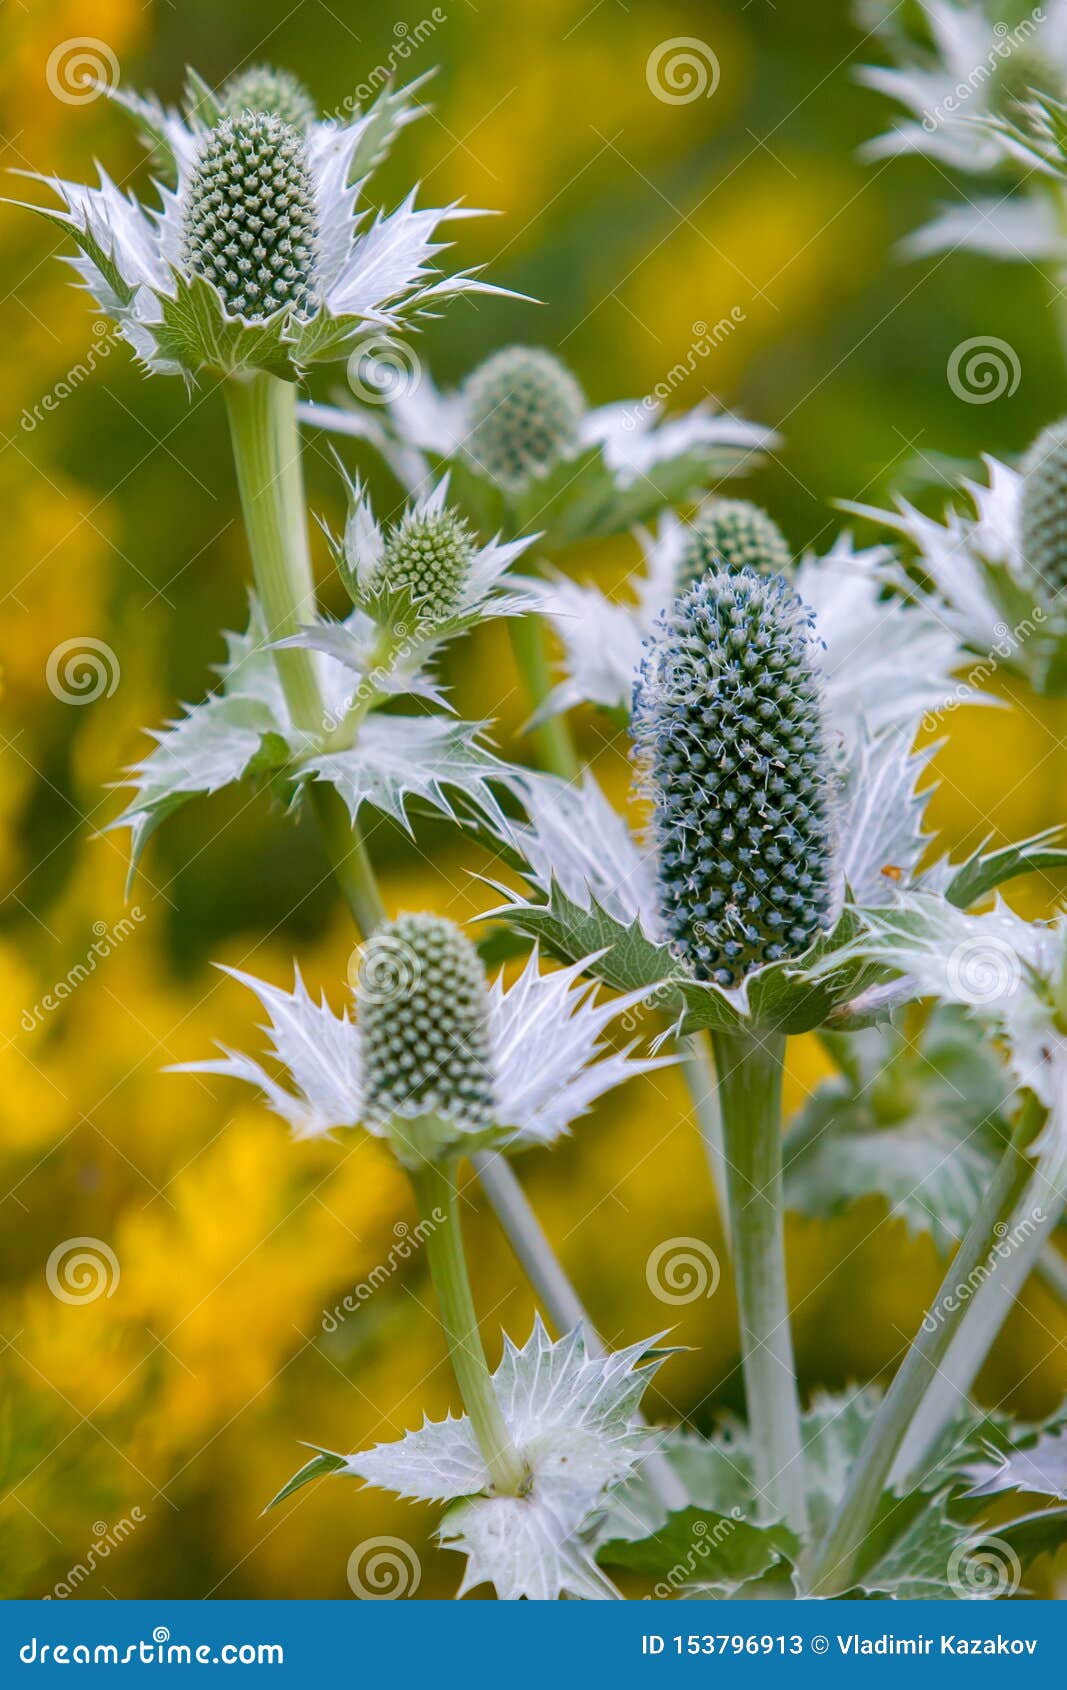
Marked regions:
[357,914,494,1154]
[633,569,835,987]
[1021,417,1067,603]
[182,111,318,320]
[677,498,791,593]
[464,346,586,490]
[375,506,477,629]
[217,64,317,128]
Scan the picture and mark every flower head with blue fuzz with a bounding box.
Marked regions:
[633,568,835,987]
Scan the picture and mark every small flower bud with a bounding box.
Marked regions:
[217,65,317,129]
[183,112,318,320]
[633,569,835,987]
[464,346,585,490]
[1021,417,1067,603]
[376,507,476,630]
[358,915,495,1150]
[678,499,792,594]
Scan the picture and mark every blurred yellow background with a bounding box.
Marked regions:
[2,0,1065,1598]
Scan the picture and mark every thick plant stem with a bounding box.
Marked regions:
[679,1032,730,1252]
[411,1159,527,1496]
[712,1027,807,1534]
[892,1144,1067,1489]
[507,615,579,780]
[224,371,385,937]
[809,1100,1045,1596]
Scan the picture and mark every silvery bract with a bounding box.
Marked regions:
[857,0,1067,259]
[271,1321,664,1601]
[170,944,671,1159]
[300,346,777,546]
[16,66,509,380]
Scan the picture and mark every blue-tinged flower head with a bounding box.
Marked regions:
[1021,416,1067,602]
[378,506,476,629]
[464,346,586,490]
[357,914,495,1142]
[633,569,835,987]
[217,64,317,128]
[678,498,791,594]
[183,112,318,319]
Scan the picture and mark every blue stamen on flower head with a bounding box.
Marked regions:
[633,568,835,987]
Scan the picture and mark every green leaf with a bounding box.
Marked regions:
[599,1508,797,1592]
[944,827,1067,911]
[263,1446,349,1513]
[784,1009,1012,1253]
[155,273,298,380]
[15,202,135,309]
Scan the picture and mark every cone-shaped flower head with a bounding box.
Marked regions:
[217,64,317,128]
[183,112,318,319]
[633,569,835,987]
[678,498,791,593]
[464,346,586,490]
[1021,417,1067,603]
[357,914,494,1149]
[376,506,476,629]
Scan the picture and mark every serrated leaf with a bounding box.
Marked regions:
[154,272,298,379]
[598,1508,797,1590]
[264,1446,349,1512]
[943,828,1067,911]
[969,1421,1067,1502]
[305,713,522,833]
[784,1009,1012,1254]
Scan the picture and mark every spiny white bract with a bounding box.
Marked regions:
[464,345,586,490]
[357,913,495,1143]
[633,569,835,986]
[17,66,506,379]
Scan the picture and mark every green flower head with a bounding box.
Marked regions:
[357,914,495,1156]
[377,507,476,630]
[677,498,792,594]
[633,569,835,987]
[183,111,318,320]
[1021,416,1067,603]
[464,345,586,490]
[217,64,317,128]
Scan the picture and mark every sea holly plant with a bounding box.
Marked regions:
[173,914,674,1598]
[844,429,1067,697]
[854,0,1067,266]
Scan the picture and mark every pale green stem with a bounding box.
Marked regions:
[410,1159,527,1496]
[712,1027,807,1534]
[507,615,579,780]
[892,1144,1067,1491]
[223,371,385,938]
[808,1099,1045,1596]
[679,1031,730,1252]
